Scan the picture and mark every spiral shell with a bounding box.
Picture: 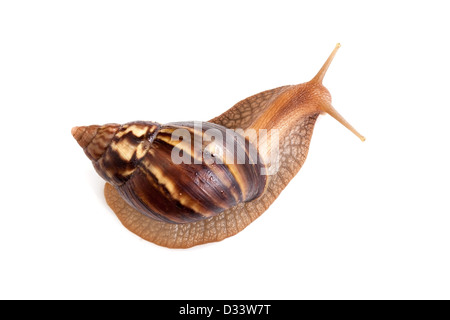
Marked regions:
[73,121,267,223]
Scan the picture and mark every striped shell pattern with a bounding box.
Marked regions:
[72,121,267,223]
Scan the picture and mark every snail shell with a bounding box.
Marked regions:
[72,121,267,223]
[73,44,365,248]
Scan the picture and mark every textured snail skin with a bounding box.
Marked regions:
[104,99,318,248]
[74,44,365,248]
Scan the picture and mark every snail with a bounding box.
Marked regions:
[72,43,364,248]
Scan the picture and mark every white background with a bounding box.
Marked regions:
[1,1,449,300]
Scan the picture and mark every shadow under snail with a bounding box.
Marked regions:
[72,44,365,248]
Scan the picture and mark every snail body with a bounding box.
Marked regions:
[73,44,365,248]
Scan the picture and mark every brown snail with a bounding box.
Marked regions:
[72,44,364,248]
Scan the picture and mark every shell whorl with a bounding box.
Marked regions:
[73,121,267,224]
[73,122,161,184]
[72,124,120,161]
